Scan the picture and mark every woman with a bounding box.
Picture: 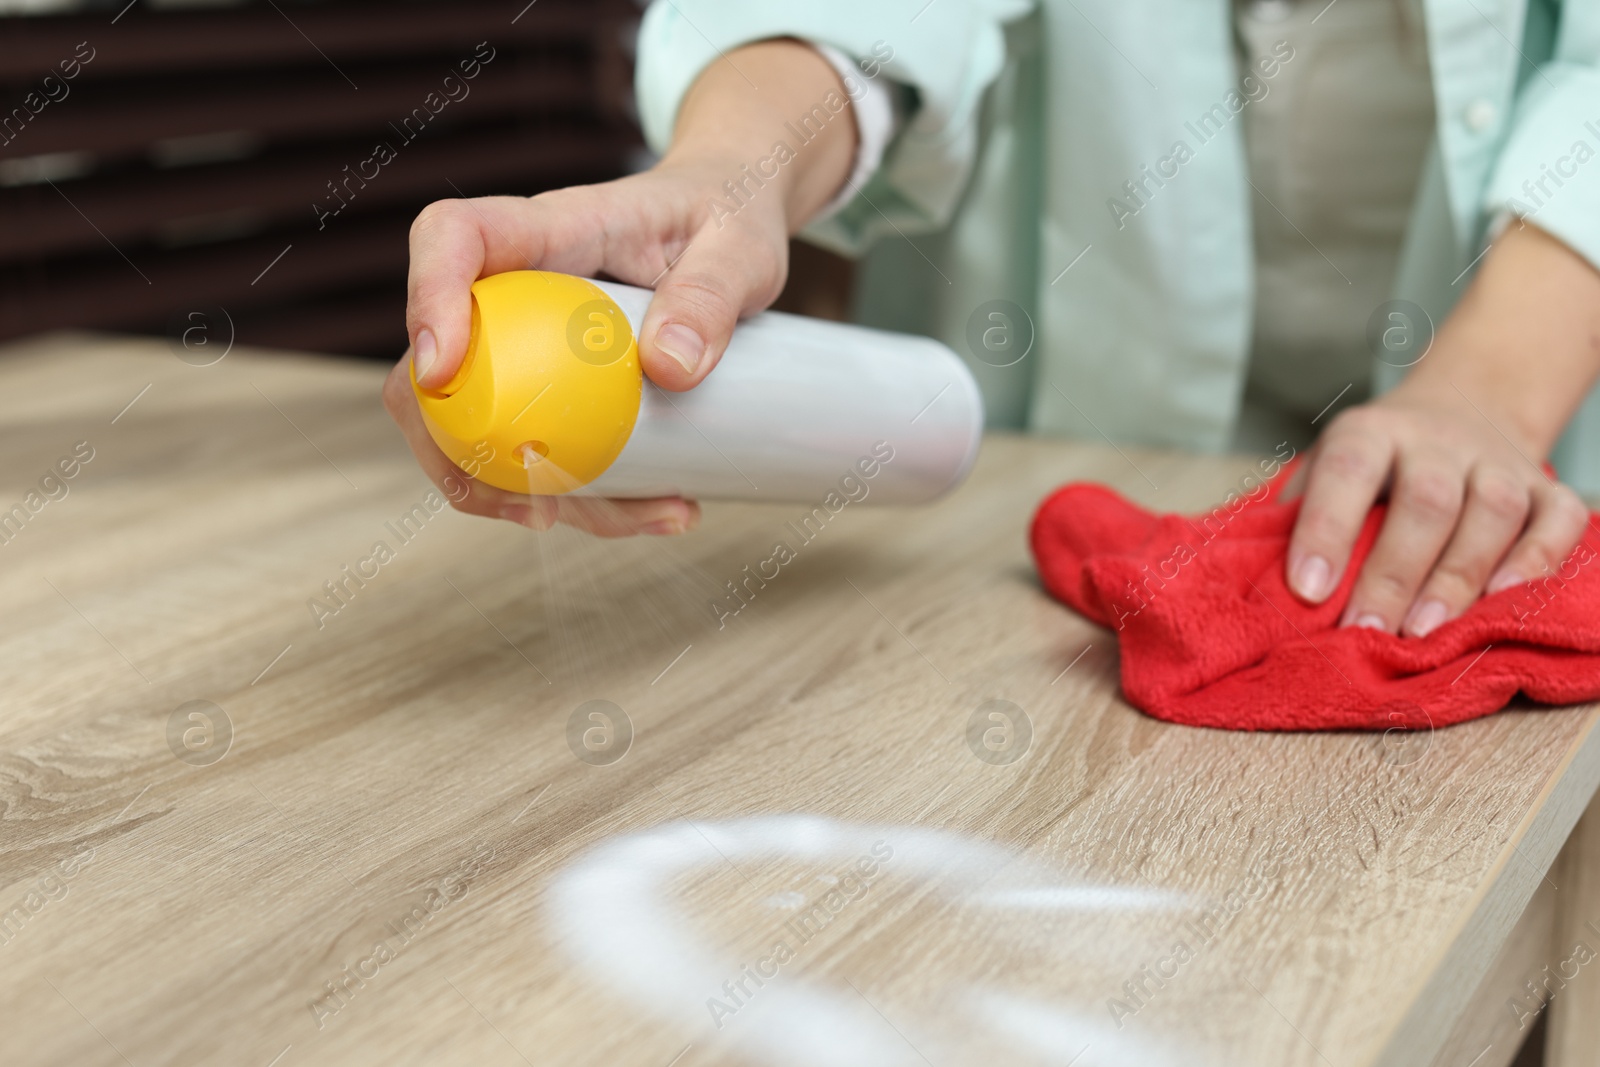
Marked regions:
[385,0,1600,639]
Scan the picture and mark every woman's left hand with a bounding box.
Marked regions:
[1284,384,1589,636]
[1283,221,1600,637]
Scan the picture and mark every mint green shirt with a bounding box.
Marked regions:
[636,0,1600,492]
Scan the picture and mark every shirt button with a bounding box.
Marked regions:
[1464,99,1497,133]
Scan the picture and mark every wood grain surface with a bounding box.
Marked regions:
[1547,802,1600,1066]
[1,333,1597,1067]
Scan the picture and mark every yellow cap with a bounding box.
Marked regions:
[412,271,642,495]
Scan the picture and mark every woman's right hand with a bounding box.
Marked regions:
[386,160,790,536]
[385,39,858,537]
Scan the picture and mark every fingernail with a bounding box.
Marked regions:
[643,517,686,536]
[1290,554,1332,601]
[654,323,705,375]
[1350,613,1387,631]
[1486,567,1523,595]
[1405,598,1448,638]
[499,504,534,526]
[414,328,439,383]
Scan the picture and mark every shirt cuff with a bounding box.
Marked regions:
[1483,64,1600,274]
[809,42,898,221]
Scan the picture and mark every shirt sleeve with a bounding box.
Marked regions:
[634,0,1035,255]
[809,42,898,222]
[1482,5,1600,270]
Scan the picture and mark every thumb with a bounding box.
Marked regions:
[407,201,488,391]
[638,231,784,391]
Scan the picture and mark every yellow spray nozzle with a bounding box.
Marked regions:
[411,271,642,495]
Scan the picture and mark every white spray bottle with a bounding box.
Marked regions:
[411,271,983,503]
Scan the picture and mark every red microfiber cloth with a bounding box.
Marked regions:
[1029,472,1600,731]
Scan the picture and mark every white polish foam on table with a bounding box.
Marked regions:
[547,814,1197,1066]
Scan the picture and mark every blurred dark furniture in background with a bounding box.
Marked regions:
[0,0,643,358]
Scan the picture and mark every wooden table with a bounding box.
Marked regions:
[3,333,1599,1067]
